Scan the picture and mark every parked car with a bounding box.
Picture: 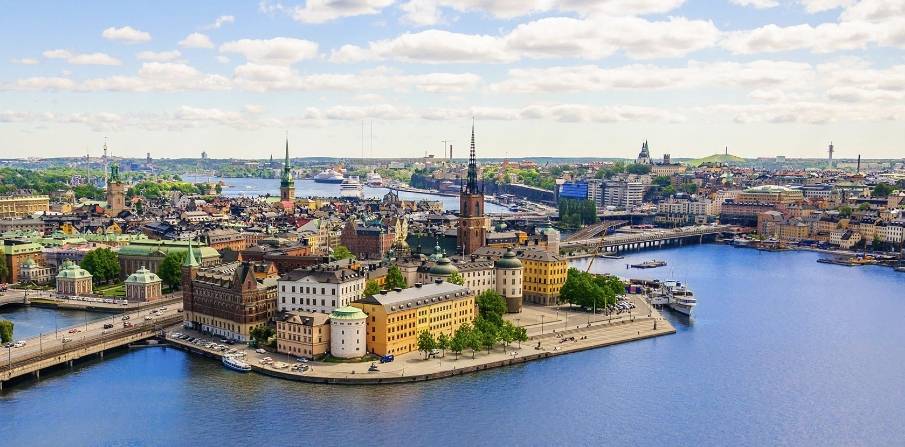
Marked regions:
[62,337,72,343]
[379,354,395,364]
[121,315,130,321]
[68,328,80,334]
[103,323,114,329]
[13,341,26,348]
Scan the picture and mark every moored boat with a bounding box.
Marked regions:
[222,355,252,372]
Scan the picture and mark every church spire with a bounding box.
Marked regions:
[465,118,478,193]
[281,133,292,186]
[183,239,199,268]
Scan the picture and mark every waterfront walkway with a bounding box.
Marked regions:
[166,295,674,385]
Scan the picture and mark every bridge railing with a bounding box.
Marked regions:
[1,315,181,374]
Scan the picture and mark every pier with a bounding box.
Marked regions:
[0,302,182,390]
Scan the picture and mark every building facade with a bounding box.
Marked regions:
[329,306,368,359]
[55,260,93,295]
[277,265,365,314]
[124,266,164,302]
[276,311,330,359]
[458,125,486,255]
[0,193,50,219]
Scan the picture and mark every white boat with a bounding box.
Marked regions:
[340,176,364,199]
[665,280,696,316]
[222,355,252,372]
[366,171,383,187]
[313,168,344,183]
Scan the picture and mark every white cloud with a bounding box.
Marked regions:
[700,102,905,124]
[422,104,684,123]
[10,58,39,65]
[205,15,235,29]
[840,0,905,22]
[799,0,853,13]
[333,15,717,63]
[42,49,122,65]
[290,0,394,23]
[136,50,182,62]
[220,37,319,65]
[217,55,231,64]
[102,26,152,43]
[722,22,876,54]
[730,0,778,8]
[13,77,78,91]
[179,32,214,49]
[399,0,687,25]
[232,63,480,92]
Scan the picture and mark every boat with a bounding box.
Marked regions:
[313,168,344,183]
[665,280,696,316]
[896,266,905,273]
[366,171,383,187]
[630,260,667,269]
[222,355,252,372]
[340,176,364,199]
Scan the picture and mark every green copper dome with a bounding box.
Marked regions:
[56,260,92,279]
[125,266,161,285]
[330,306,367,320]
[429,257,459,276]
[495,249,522,269]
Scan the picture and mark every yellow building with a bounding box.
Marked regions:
[352,281,474,356]
[521,249,568,306]
[0,194,50,218]
[737,185,804,205]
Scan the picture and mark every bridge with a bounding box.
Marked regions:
[564,220,630,242]
[1,302,182,390]
[561,225,734,253]
[0,293,28,308]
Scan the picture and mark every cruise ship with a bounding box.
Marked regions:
[340,176,364,199]
[313,168,344,183]
[665,280,697,316]
[366,171,383,187]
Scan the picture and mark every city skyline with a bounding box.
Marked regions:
[2,1,904,159]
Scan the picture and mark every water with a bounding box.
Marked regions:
[0,306,103,340]
[3,245,905,446]
[183,176,509,213]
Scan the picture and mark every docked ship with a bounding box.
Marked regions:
[665,280,696,316]
[313,168,344,183]
[366,171,383,187]
[222,355,252,372]
[340,176,364,199]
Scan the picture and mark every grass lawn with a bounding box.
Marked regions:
[96,284,125,297]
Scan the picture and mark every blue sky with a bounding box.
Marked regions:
[1,0,903,159]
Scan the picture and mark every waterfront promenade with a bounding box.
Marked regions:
[166,294,674,384]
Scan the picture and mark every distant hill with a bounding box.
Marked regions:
[686,153,747,167]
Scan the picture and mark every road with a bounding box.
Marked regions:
[2,301,183,367]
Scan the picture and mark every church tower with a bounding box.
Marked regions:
[181,239,200,321]
[280,135,295,202]
[458,122,486,255]
[105,140,126,215]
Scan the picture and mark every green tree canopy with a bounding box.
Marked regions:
[450,324,469,359]
[80,248,120,284]
[560,268,620,310]
[363,279,381,296]
[476,289,507,326]
[437,332,450,355]
[157,251,184,290]
[447,271,464,285]
[873,183,894,197]
[0,320,13,343]
[626,164,652,175]
[417,330,437,359]
[331,245,355,260]
[385,265,407,289]
[653,176,672,187]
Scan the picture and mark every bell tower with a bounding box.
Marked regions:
[457,121,486,255]
[280,135,295,202]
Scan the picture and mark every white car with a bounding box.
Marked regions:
[13,341,26,348]
[255,348,266,354]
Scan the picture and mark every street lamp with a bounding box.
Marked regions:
[540,314,544,335]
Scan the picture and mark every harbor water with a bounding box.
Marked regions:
[2,245,905,446]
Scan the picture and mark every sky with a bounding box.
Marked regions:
[1,0,904,160]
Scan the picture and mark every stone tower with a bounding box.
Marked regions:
[181,239,200,316]
[458,122,486,255]
[280,136,295,202]
[105,144,126,215]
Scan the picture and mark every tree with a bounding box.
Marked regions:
[331,245,355,260]
[513,325,528,349]
[363,279,381,296]
[0,259,8,283]
[465,324,482,359]
[626,163,651,175]
[450,324,468,360]
[838,205,853,217]
[158,251,184,290]
[873,183,894,197]
[447,271,464,285]
[0,320,13,343]
[653,176,672,187]
[250,325,275,347]
[476,317,499,353]
[385,265,407,289]
[476,289,507,326]
[417,330,437,359]
[499,320,516,347]
[437,333,450,356]
[80,248,120,284]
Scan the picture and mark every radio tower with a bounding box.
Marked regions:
[828,142,834,167]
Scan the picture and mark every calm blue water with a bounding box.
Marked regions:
[0,306,101,340]
[183,176,509,213]
[3,245,905,446]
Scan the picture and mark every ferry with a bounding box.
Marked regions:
[366,171,383,187]
[630,260,667,269]
[313,168,344,183]
[665,280,696,316]
[222,355,252,372]
[340,176,364,199]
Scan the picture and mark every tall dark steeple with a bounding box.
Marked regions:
[280,134,295,202]
[458,119,486,255]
